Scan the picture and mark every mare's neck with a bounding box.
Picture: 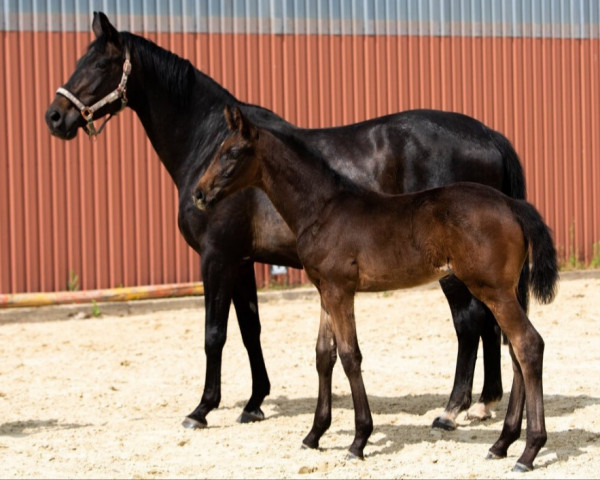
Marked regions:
[123,34,235,185]
[256,131,351,236]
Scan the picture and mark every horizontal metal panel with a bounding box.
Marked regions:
[2,0,600,37]
[1,26,599,293]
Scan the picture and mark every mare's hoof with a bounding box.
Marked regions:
[237,408,265,424]
[432,416,457,431]
[512,462,533,473]
[182,416,207,429]
[466,402,493,421]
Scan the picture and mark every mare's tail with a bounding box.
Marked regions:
[489,129,531,311]
[510,200,559,305]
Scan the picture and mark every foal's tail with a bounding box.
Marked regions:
[511,200,559,304]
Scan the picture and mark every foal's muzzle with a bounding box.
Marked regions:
[193,188,211,211]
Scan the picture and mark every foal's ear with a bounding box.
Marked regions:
[92,11,119,43]
[232,107,258,140]
[224,105,236,131]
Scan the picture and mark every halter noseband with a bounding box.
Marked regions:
[56,48,132,137]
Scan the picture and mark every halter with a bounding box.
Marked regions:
[56,48,132,137]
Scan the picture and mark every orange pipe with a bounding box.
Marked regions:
[0,282,204,308]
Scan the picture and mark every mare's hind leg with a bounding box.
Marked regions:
[231,261,270,423]
[467,318,503,420]
[183,256,237,429]
[303,308,337,450]
[476,289,546,471]
[434,276,502,430]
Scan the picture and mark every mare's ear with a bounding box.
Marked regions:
[224,105,236,131]
[232,107,258,140]
[92,11,120,44]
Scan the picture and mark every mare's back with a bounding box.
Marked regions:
[289,110,505,194]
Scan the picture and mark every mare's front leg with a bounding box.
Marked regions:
[182,255,237,429]
[303,307,337,450]
[231,261,270,423]
[434,276,502,430]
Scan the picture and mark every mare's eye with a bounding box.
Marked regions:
[95,59,108,70]
[229,148,242,159]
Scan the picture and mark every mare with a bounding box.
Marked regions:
[45,11,526,432]
[194,106,558,471]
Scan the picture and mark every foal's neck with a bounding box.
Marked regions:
[256,131,354,236]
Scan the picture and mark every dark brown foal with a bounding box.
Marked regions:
[194,106,558,472]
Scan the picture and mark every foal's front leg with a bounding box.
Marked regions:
[303,307,337,449]
[309,286,373,458]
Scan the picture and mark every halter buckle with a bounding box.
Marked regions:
[81,107,94,121]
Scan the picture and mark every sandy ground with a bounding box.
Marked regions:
[1,271,599,479]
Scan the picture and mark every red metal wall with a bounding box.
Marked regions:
[1,29,599,293]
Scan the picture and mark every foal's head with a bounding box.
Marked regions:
[194,106,260,210]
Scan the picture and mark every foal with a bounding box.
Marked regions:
[194,106,558,472]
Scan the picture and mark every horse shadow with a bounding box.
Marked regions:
[247,392,600,466]
[0,418,92,438]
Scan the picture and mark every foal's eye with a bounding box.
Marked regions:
[229,148,242,159]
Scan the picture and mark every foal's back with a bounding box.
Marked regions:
[298,182,525,293]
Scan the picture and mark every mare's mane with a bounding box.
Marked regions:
[118,32,235,107]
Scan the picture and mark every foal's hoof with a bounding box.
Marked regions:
[237,408,265,424]
[512,462,533,473]
[302,433,320,450]
[486,451,505,460]
[432,416,457,431]
[182,416,207,429]
[346,451,365,461]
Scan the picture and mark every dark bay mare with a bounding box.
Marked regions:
[45,12,527,432]
[194,106,558,471]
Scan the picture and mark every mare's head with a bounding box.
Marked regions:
[45,12,131,139]
[194,106,260,211]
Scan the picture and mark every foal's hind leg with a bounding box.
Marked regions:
[477,290,546,471]
[232,262,270,423]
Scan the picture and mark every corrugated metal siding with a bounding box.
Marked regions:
[1,1,599,294]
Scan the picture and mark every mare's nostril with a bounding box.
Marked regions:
[194,189,204,202]
[46,108,62,127]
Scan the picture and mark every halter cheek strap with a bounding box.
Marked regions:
[56,48,131,137]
